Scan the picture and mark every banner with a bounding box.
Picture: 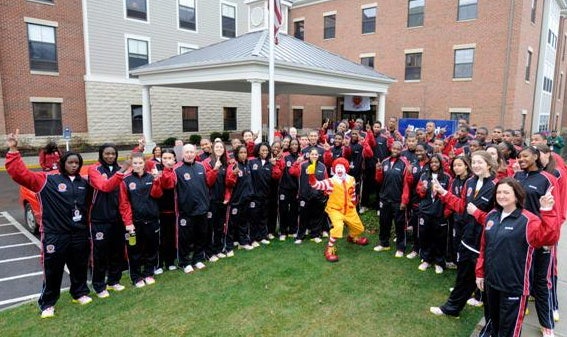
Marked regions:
[343,95,371,112]
[398,118,458,138]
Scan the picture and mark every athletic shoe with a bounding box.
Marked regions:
[310,237,323,243]
[209,255,219,262]
[226,250,235,257]
[373,245,391,252]
[144,276,156,285]
[466,298,483,307]
[435,265,444,274]
[267,234,275,240]
[542,327,555,337]
[418,262,430,271]
[154,268,164,275]
[553,309,560,322]
[294,239,303,244]
[41,307,55,319]
[134,280,146,288]
[324,246,339,262]
[239,244,254,250]
[376,210,380,216]
[260,239,271,245]
[430,307,444,316]
[445,262,457,270]
[217,253,227,259]
[322,231,329,238]
[251,241,260,248]
[279,235,286,241]
[168,265,178,271]
[194,262,206,270]
[96,290,110,299]
[347,236,369,246]
[359,206,367,214]
[394,251,404,258]
[72,295,93,305]
[183,265,194,274]
[107,284,125,292]
[406,251,418,259]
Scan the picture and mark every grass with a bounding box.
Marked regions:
[0,211,482,337]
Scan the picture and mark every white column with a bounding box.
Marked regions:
[142,85,155,154]
[248,79,265,143]
[378,92,386,127]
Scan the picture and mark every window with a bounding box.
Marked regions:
[450,112,470,122]
[182,106,198,132]
[179,0,196,31]
[402,111,419,119]
[543,77,553,93]
[531,0,537,23]
[27,23,58,72]
[453,48,474,79]
[293,109,303,129]
[362,7,376,34]
[294,20,304,40]
[179,46,195,54]
[324,14,335,39]
[221,3,236,38]
[405,53,422,80]
[33,102,62,136]
[548,30,557,49]
[127,38,148,77]
[525,50,532,81]
[361,56,374,68]
[407,0,424,27]
[126,0,147,21]
[223,107,237,130]
[457,0,477,21]
[131,105,143,134]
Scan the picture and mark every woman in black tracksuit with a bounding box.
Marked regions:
[446,156,472,267]
[154,149,177,272]
[406,143,430,259]
[278,138,300,240]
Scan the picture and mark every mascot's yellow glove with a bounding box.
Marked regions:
[306,160,317,175]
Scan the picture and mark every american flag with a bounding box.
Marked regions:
[274,0,283,44]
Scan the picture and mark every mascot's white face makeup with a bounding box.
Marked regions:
[334,164,346,179]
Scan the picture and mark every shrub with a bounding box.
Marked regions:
[162,137,177,147]
[210,132,222,141]
[189,134,202,145]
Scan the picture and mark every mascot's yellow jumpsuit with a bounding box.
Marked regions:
[307,157,368,262]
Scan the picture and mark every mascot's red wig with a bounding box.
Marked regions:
[332,157,350,174]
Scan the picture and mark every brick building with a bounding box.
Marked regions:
[0,0,87,147]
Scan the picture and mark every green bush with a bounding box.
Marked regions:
[162,137,177,147]
[209,132,222,141]
[189,134,202,145]
[221,132,230,142]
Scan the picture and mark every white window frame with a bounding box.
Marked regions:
[124,0,150,24]
[453,44,475,81]
[178,42,199,55]
[220,1,237,39]
[178,0,198,33]
[125,34,151,79]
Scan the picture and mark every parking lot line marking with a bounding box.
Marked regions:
[0,271,43,283]
[0,255,40,264]
[0,212,41,248]
[0,232,24,238]
[0,242,35,249]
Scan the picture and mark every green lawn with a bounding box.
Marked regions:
[0,212,482,337]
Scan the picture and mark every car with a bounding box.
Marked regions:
[19,166,91,234]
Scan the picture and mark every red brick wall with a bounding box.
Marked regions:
[288,0,544,132]
[0,0,87,137]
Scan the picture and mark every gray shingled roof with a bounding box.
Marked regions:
[131,30,395,82]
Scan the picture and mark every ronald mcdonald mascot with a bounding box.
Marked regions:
[307,157,369,262]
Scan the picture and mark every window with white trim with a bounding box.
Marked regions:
[126,0,147,21]
[27,23,58,72]
[182,106,199,132]
[361,56,374,68]
[179,0,196,31]
[405,52,422,80]
[221,3,236,38]
[324,14,335,39]
[127,38,148,77]
[362,7,376,34]
[408,0,424,27]
[33,102,62,136]
[457,0,477,21]
[453,48,474,79]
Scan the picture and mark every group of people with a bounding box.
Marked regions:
[4,118,565,336]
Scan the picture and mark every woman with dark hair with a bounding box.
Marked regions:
[514,146,562,337]
[486,144,513,180]
[87,143,130,298]
[39,141,62,171]
[473,178,559,337]
[278,138,301,241]
[406,143,430,260]
[6,131,92,318]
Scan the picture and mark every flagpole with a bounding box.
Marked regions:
[268,0,275,145]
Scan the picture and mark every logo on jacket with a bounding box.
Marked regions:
[180,219,187,226]
[46,244,55,253]
[413,167,417,174]
[184,173,191,180]
[57,183,67,192]
[383,165,389,172]
[486,220,494,230]
[95,232,104,240]
[286,161,291,167]
[467,187,473,197]
[102,173,108,179]
[128,182,136,190]
[252,164,258,170]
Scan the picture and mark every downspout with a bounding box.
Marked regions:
[501,0,516,126]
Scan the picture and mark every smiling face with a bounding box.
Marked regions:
[471,154,490,177]
[132,156,145,174]
[517,149,538,171]
[309,149,319,163]
[183,144,196,162]
[102,147,117,165]
[496,183,517,211]
[415,144,426,160]
[334,163,346,178]
[452,158,468,178]
[213,142,225,158]
[391,142,402,157]
[258,145,269,159]
[429,156,441,173]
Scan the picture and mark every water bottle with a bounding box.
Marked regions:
[128,230,136,246]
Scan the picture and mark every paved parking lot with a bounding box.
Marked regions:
[0,211,69,311]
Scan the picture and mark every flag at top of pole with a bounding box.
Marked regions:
[273,0,283,44]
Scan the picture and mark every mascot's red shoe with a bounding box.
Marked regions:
[324,246,339,262]
[347,236,369,246]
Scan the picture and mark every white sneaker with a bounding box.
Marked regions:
[168,265,178,271]
[359,206,367,214]
[183,265,194,274]
[144,276,156,285]
[435,265,444,274]
[429,307,444,316]
[260,239,271,245]
[294,239,303,245]
[226,250,235,257]
[418,262,430,271]
[406,251,418,259]
[311,237,322,243]
[41,306,55,319]
[240,244,254,250]
[72,295,93,305]
[373,245,391,252]
[267,234,275,240]
[394,251,404,258]
[251,241,260,248]
[154,268,164,275]
[322,231,329,238]
[376,210,380,216]
[279,235,286,241]
[445,262,457,270]
[466,298,483,307]
[107,284,125,292]
[134,280,146,288]
[96,290,110,299]
[553,309,560,322]
[217,253,227,259]
[194,262,206,270]
[542,327,555,337]
[209,255,219,262]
